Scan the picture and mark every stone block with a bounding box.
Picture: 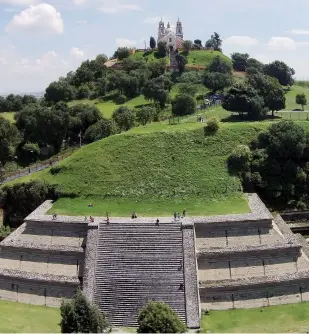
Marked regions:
[227,228,260,247]
[264,256,297,276]
[196,230,226,248]
[18,285,46,305]
[268,285,300,306]
[198,260,230,280]
[0,280,18,302]
[233,290,268,308]
[20,255,48,274]
[231,258,264,279]
[200,291,233,310]
[0,254,20,270]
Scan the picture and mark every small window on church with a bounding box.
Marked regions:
[169,38,172,42]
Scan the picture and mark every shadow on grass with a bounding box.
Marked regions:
[221,114,282,123]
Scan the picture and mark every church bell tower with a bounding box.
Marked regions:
[176,18,183,39]
[158,18,165,41]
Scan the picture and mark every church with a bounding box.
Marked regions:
[157,18,184,50]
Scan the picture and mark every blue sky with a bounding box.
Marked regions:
[1,0,309,93]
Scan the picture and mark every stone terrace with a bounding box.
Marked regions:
[0,201,88,306]
[196,194,309,311]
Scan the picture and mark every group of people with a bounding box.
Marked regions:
[174,210,186,221]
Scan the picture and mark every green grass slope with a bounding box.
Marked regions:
[68,95,150,119]
[285,85,309,111]
[201,302,309,333]
[131,50,168,63]
[19,122,271,217]
[0,300,60,333]
[183,50,232,67]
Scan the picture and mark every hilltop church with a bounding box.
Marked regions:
[157,18,184,50]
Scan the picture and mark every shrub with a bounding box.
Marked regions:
[205,117,220,134]
[116,94,127,104]
[17,142,40,165]
[136,106,156,125]
[137,301,186,333]
[60,288,109,333]
[227,145,252,175]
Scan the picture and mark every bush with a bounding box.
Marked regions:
[116,94,127,104]
[137,301,186,333]
[17,142,40,165]
[84,119,119,143]
[60,288,109,333]
[205,117,220,134]
[227,145,252,175]
[112,106,136,131]
[172,94,196,116]
[136,106,156,125]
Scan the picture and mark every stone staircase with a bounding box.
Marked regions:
[94,221,186,326]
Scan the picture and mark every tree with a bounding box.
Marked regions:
[157,41,167,57]
[84,119,119,143]
[194,39,202,46]
[45,80,76,103]
[204,72,233,93]
[136,106,156,125]
[208,56,232,74]
[172,94,196,116]
[95,53,108,64]
[115,47,130,60]
[296,93,307,111]
[183,40,193,52]
[77,85,90,99]
[222,82,264,119]
[16,105,69,152]
[175,54,187,73]
[0,180,57,224]
[246,58,264,73]
[205,32,222,51]
[150,36,156,49]
[17,142,40,165]
[248,73,286,116]
[60,288,109,333]
[237,121,309,209]
[137,301,186,333]
[148,58,168,79]
[112,106,136,131]
[231,53,249,72]
[143,75,172,108]
[264,60,295,86]
[178,83,198,96]
[0,117,20,165]
[228,145,252,175]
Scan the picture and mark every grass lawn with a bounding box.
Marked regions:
[201,302,309,333]
[50,194,249,217]
[131,50,168,63]
[14,122,271,217]
[0,300,60,333]
[285,85,309,111]
[1,112,15,123]
[68,96,150,119]
[182,50,232,67]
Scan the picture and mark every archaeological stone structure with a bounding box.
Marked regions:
[0,194,309,328]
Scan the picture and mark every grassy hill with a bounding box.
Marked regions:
[11,121,273,217]
[285,85,309,111]
[182,50,232,67]
[131,50,168,63]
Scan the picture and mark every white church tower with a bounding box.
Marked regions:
[158,18,165,41]
[176,18,183,39]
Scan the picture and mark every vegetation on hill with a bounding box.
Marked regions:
[228,121,309,210]
[137,301,186,333]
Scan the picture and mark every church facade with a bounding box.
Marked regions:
[157,18,184,50]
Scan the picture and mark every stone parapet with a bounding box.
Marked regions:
[199,270,309,290]
[197,243,301,259]
[83,223,98,302]
[182,224,200,328]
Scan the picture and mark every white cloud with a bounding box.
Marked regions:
[70,47,85,58]
[116,38,136,47]
[289,29,309,35]
[267,37,297,50]
[99,0,143,13]
[224,36,259,46]
[6,4,64,34]
[72,0,87,4]
[143,16,162,24]
[0,0,37,5]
